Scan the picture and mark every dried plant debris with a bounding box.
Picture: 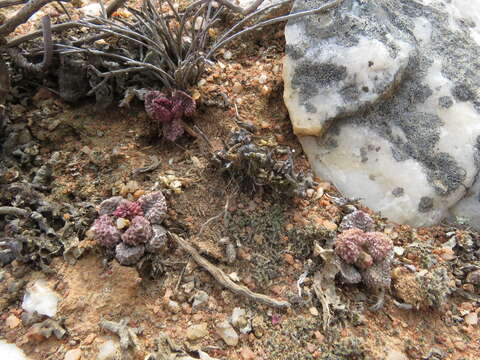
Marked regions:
[213,130,314,197]
[392,266,455,309]
[27,318,67,341]
[146,332,220,360]
[0,180,97,267]
[100,317,140,351]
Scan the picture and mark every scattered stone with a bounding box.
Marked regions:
[5,314,20,329]
[115,243,145,266]
[231,308,248,330]
[339,210,375,232]
[466,270,480,285]
[239,346,256,360]
[215,320,239,346]
[84,333,96,345]
[453,341,467,351]
[167,300,181,314]
[252,315,266,338]
[116,218,129,230]
[464,312,478,326]
[232,82,243,94]
[97,340,121,360]
[386,349,408,360]
[186,323,209,341]
[22,279,59,317]
[309,306,319,316]
[192,290,209,309]
[64,348,82,360]
[146,225,168,253]
[79,3,102,16]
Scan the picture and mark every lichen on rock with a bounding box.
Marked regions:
[284,0,480,228]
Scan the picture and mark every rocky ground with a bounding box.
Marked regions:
[1,1,480,360]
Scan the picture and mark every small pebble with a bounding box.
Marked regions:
[231,307,247,329]
[258,73,267,84]
[309,307,319,316]
[464,312,478,326]
[453,340,467,351]
[466,269,480,285]
[386,349,408,360]
[116,218,129,230]
[232,82,243,94]
[215,321,239,346]
[64,348,82,360]
[6,314,20,329]
[84,333,96,345]
[186,323,209,341]
[167,300,180,314]
[192,290,209,308]
[260,85,271,96]
[239,346,256,360]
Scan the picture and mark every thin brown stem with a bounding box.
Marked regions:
[0,0,59,36]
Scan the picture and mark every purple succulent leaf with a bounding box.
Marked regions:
[163,117,185,141]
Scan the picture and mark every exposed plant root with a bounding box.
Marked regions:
[169,232,291,308]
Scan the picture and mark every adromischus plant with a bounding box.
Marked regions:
[144,89,196,141]
[91,191,168,265]
[335,227,394,310]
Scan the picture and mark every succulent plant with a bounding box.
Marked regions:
[99,196,125,216]
[335,227,394,310]
[146,225,168,253]
[335,229,392,266]
[92,192,168,267]
[121,216,153,246]
[91,215,121,248]
[364,232,393,262]
[115,243,145,266]
[112,200,144,220]
[144,90,196,141]
[138,191,167,225]
[338,210,375,232]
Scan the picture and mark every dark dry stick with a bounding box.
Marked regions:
[6,15,53,71]
[0,0,58,36]
[0,0,27,8]
[0,206,30,217]
[169,232,291,308]
[6,0,128,46]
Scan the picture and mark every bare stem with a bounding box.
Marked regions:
[6,15,52,72]
[0,0,60,36]
[0,0,27,9]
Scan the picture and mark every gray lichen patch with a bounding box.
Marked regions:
[418,197,434,213]
[291,62,347,104]
[285,0,480,227]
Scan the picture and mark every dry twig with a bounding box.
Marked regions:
[169,232,291,308]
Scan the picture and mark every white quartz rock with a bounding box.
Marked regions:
[0,341,29,360]
[22,279,59,317]
[97,340,120,360]
[284,0,480,227]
